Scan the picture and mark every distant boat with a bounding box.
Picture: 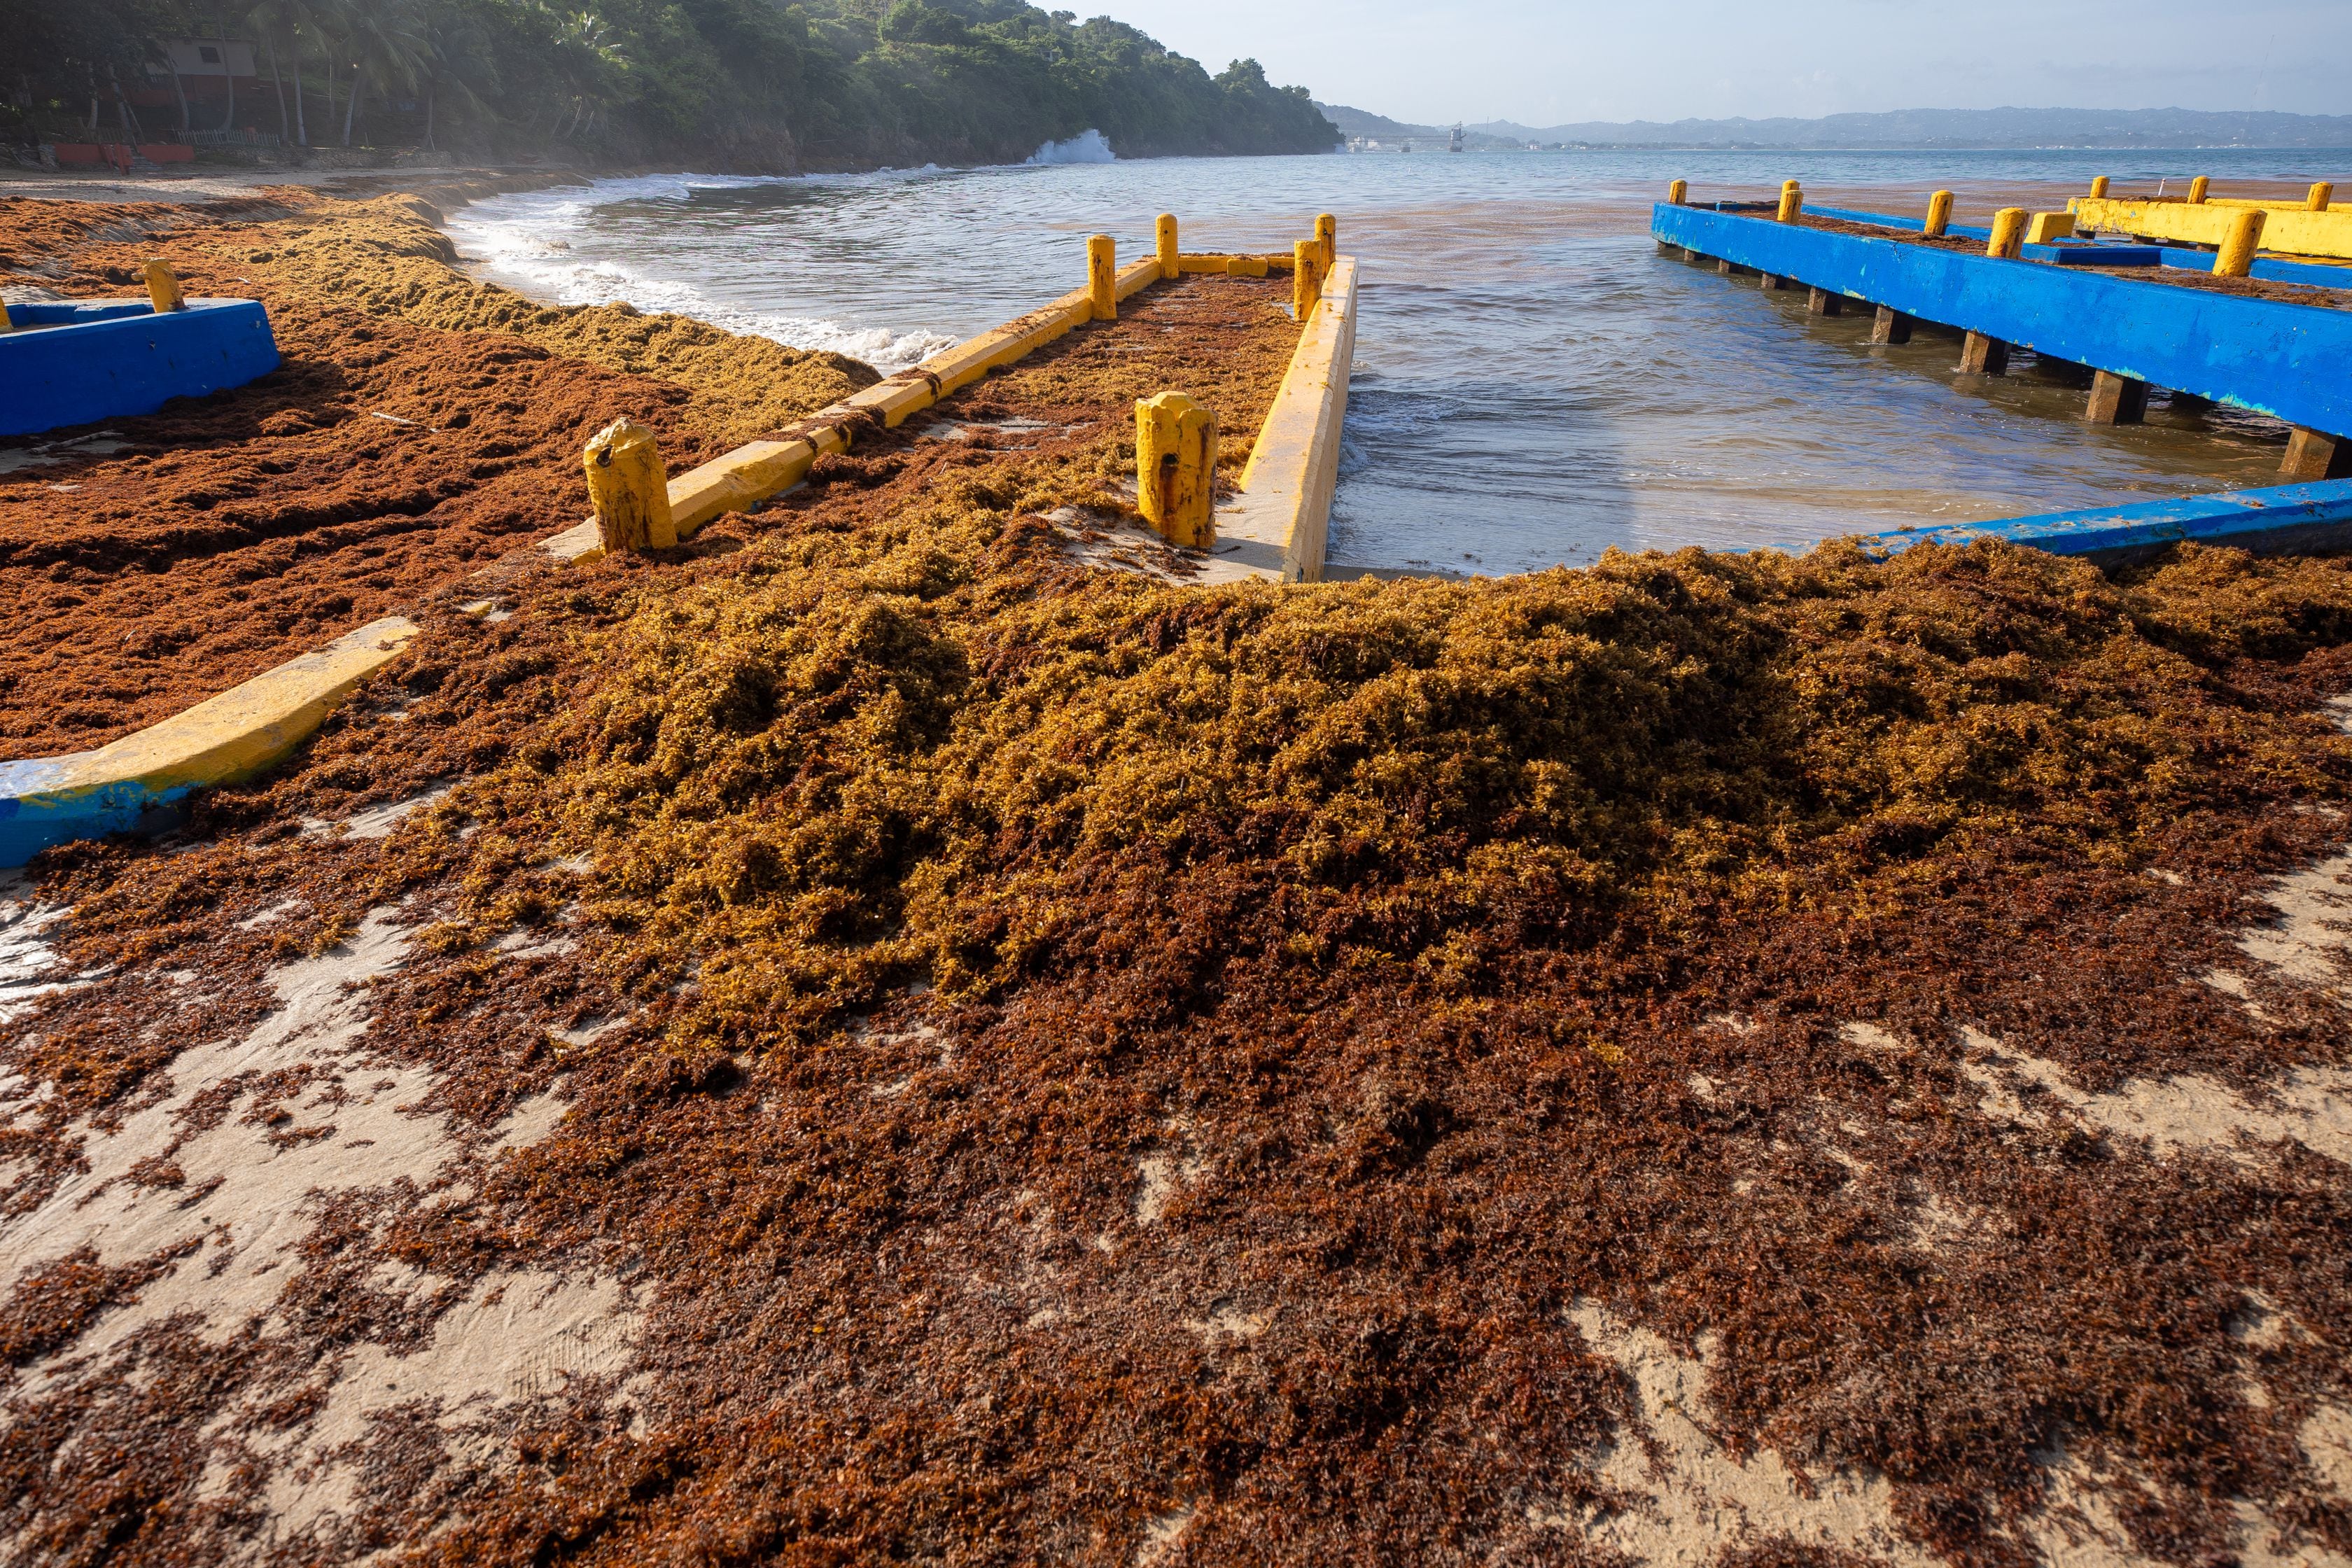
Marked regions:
[1448,123,1464,153]
[1401,140,1412,153]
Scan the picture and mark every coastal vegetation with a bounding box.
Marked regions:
[1,0,1340,165]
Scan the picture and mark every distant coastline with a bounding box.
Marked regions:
[1317,102,2352,153]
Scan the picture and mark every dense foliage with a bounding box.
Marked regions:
[0,0,1340,164]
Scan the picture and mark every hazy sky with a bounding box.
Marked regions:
[1091,0,2352,127]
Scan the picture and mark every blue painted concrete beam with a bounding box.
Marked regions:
[1856,477,2352,566]
[1653,204,2352,435]
[1,298,279,437]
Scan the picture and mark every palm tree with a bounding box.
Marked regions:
[341,0,426,146]
[416,2,498,150]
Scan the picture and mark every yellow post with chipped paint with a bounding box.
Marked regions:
[1156,214,1178,279]
[2188,176,2210,204]
[1087,234,1116,320]
[2023,211,2073,245]
[2311,182,2336,212]
[1668,178,1688,205]
[1135,391,1217,550]
[2089,175,2109,199]
[1315,213,1336,270]
[0,302,15,334]
[1776,183,1802,222]
[2215,208,2267,278]
[1292,239,1324,319]
[1986,208,2028,259]
[1925,190,1954,237]
[144,259,186,312]
[584,417,676,554]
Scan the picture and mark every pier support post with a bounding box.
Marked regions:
[1716,257,1737,274]
[1315,213,1336,270]
[2085,371,2149,426]
[2214,209,2265,277]
[1088,234,1116,321]
[1156,214,1178,280]
[1135,391,1217,549]
[144,259,186,313]
[1960,331,2009,375]
[1871,304,1912,344]
[2282,428,2352,482]
[1759,272,1788,291]
[584,417,677,554]
[1806,287,1842,317]
[1925,190,1954,238]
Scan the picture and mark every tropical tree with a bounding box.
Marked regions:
[416,0,498,149]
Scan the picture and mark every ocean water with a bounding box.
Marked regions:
[447,148,2351,575]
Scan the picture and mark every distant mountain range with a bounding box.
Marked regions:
[1312,104,2352,151]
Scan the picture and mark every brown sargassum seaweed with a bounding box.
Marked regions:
[6,259,2352,1567]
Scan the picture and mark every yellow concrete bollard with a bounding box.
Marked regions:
[1985,208,2028,259]
[1315,213,1337,270]
[2214,208,2266,278]
[2188,176,2210,204]
[1292,239,1326,319]
[144,259,187,313]
[2310,182,2335,212]
[1776,184,1802,223]
[1135,391,1217,549]
[1668,178,1688,205]
[2022,212,2073,244]
[0,302,16,334]
[1156,214,1178,279]
[1087,234,1116,321]
[2089,175,2109,198]
[583,417,677,554]
[1924,190,1954,237]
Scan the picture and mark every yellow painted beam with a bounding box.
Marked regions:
[2075,196,2352,260]
[44,617,419,799]
[1224,255,1357,582]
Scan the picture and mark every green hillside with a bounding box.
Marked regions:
[2,0,1342,167]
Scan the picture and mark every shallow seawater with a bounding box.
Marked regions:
[449,149,2351,574]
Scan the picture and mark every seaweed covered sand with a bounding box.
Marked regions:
[5,190,2352,1568]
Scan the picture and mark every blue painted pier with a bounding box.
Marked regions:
[1655,204,2348,452]
[1858,477,2352,566]
[0,298,279,438]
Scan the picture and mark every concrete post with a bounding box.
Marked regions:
[2023,212,2073,244]
[2214,209,2266,277]
[584,417,677,554]
[1293,240,1324,319]
[2085,371,2148,426]
[0,302,15,334]
[1667,178,1688,205]
[1924,190,1954,238]
[2188,176,2210,204]
[1759,272,1787,291]
[1156,214,1178,280]
[2089,175,2109,199]
[1871,304,1912,344]
[2282,428,2349,481]
[2310,183,2335,212]
[1135,391,1217,549]
[1776,183,1802,223]
[1985,209,2028,259]
[144,259,186,313]
[1088,234,1116,321]
[1807,286,1842,316]
[1960,331,2009,375]
[1315,213,1336,270]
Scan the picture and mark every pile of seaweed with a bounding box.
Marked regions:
[12,266,2352,1564]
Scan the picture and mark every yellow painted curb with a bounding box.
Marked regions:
[2072,197,2352,260]
[1212,255,1357,584]
[2,616,420,865]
